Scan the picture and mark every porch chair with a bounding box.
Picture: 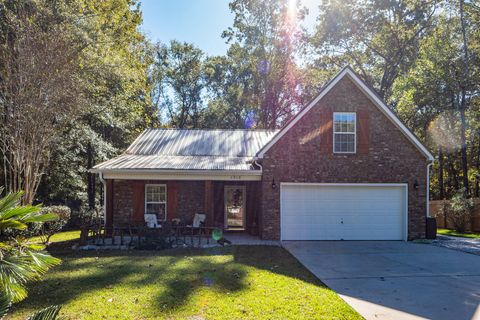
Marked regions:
[183,213,208,246]
[191,213,206,228]
[144,213,159,228]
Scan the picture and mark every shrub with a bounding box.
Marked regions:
[447,189,474,233]
[133,229,173,250]
[37,206,71,243]
[78,208,103,226]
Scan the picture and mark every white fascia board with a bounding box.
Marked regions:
[92,169,262,181]
[256,67,434,161]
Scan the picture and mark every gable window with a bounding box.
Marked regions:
[333,112,356,153]
[145,184,167,220]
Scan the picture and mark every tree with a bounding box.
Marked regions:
[0,0,85,204]
[310,0,438,99]
[391,1,480,198]
[202,51,258,129]
[70,0,157,211]
[458,0,473,195]
[222,0,306,128]
[152,41,206,128]
[446,188,474,232]
[1,0,159,213]
[392,15,459,198]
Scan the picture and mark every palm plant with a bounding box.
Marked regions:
[0,188,61,318]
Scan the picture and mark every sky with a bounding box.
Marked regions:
[138,0,319,56]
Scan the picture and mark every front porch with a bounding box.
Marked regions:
[104,179,262,237]
[79,225,278,250]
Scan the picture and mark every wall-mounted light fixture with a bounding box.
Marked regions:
[413,179,419,190]
[271,178,277,190]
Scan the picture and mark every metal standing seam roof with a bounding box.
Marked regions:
[93,129,279,172]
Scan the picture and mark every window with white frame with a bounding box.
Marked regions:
[145,184,167,220]
[333,112,356,153]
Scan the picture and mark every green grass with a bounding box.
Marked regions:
[9,246,361,320]
[29,230,80,244]
[437,228,480,239]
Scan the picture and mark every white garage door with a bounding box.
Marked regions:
[280,184,407,241]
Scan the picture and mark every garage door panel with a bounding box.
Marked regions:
[281,184,406,241]
[282,226,336,240]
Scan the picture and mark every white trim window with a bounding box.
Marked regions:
[333,112,356,153]
[145,184,167,220]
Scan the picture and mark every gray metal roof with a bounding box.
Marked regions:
[93,129,278,172]
[126,129,278,157]
[93,155,256,171]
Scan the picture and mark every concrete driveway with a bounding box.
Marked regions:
[283,241,480,320]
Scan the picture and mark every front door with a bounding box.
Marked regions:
[224,186,246,229]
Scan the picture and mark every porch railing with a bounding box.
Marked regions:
[81,224,221,248]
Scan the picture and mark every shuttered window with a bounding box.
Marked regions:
[333,112,356,153]
[145,184,167,220]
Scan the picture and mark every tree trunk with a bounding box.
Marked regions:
[438,147,445,199]
[459,0,470,196]
[447,153,459,196]
[459,108,469,194]
[475,132,480,198]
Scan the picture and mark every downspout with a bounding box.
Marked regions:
[426,161,434,218]
[254,159,263,171]
[253,158,263,237]
[98,171,107,225]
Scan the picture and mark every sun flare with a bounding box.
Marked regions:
[287,0,297,23]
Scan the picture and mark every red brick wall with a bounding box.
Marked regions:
[260,76,428,240]
[109,180,262,232]
[176,181,205,221]
[111,180,205,225]
[112,180,133,226]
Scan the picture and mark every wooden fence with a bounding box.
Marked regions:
[430,198,480,232]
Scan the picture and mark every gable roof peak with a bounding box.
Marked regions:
[256,66,434,161]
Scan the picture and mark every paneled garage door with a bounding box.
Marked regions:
[280,184,407,240]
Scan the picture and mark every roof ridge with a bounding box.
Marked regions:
[121,154,254,158]
[145,128,279,132]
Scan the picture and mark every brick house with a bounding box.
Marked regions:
[92,67,434,241]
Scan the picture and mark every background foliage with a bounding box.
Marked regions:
[1,0,479,216]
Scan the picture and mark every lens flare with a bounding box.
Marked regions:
[244,111,256,129]
[428,114,461,153]
[287,0,297,23]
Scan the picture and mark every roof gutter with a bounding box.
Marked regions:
[89,168,262,175]
[253,158,263,171]
[90,167,263,181]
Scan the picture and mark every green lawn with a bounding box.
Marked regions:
[437,228,480,239]
[10,246,361,320]
[30,230,81,244]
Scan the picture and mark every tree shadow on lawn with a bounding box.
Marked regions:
[12,246,324,316]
